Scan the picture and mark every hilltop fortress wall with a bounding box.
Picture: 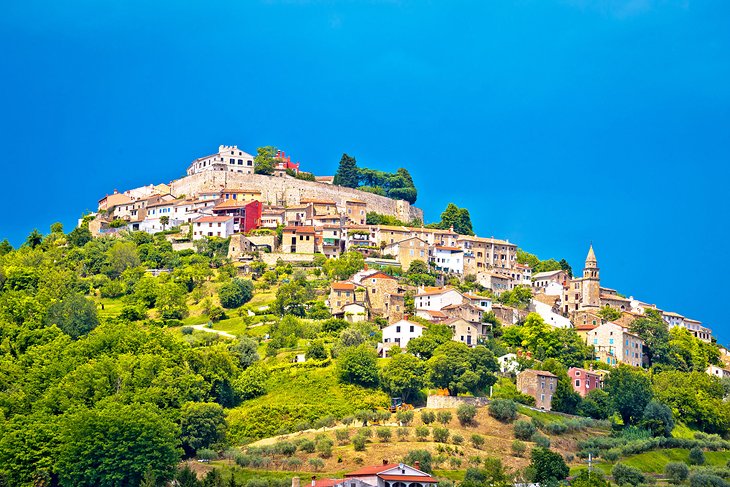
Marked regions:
[169,171,424,223]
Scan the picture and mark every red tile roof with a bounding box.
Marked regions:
[345,464,399,476]
[195,216,233,224]
[379,474,436,482]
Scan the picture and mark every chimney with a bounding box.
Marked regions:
[291,477,300,487]
[414,460,421,470]
[383,459,389,466]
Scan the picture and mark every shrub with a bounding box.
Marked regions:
[353,435,367,451]
[452,433,464,445]
[181,326,193,335]
[488,399,517,422]
[308,458,325,471]
[197,449,218,461]
[612,463,645,486]
[512,440,527,457]
[471,434,485,449]
[342,416,355,426]
[298,439,315,453]
[437,411,453,425]
[531,432,550,448]
[421,410,436,425]
[689,447,706,465]
[397,410,414,426]
[514,420,537,440]
[602,449,620,462]
[359,427,373,439]
[433,427,450,443]
[284,457,302,470]
[376,427,392,442]
[545,422,567,435]
[449,457,462,468]
[689,473,728,487]
[415,426,430,441]
[335,429,350,445]
[397,427,409,440]
[457,403,478,426]
[316,436,333,458]
[665,462,689,484]
[274,441,296,456]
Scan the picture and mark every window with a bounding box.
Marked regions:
[396,326,401,333]
[575,379,581,387]
[409,326,414,332]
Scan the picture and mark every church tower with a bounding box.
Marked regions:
[581,244,601,309]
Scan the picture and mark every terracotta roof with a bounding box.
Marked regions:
[435,245,463,252]
[195,216,233,224]
[463,293,490,300]
[345,464,400,476]
[416,286,459,297]
[283,225,316,233]
[601,294,631,302]
[420,310,448,318]
[332,282,356,291]
[366,271,395,280]
[301,198,337,205]
[523,369,558,378]
[575,324,598,331]
[222,188,261,193]
[456,235,514,246]
[146,199,175,208]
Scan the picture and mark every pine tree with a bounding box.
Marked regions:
[333,153,359,188]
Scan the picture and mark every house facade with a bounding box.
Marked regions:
[517,369,558,410]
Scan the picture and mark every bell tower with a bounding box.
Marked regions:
[581,244,601,309]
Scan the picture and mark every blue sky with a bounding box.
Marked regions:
[1,1,728,343]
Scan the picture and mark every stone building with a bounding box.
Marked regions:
[382,236,430,272]
[458,235,517,274]
[517,369,558,410]
[282,226,317,254]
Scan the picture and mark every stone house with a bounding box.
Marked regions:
[282,226,317,254]
[382,236,430,272]
[345,199,368,225]
[517,369,558,410]
[444,317,478,347]
[186,144,254,175]
[578,321,645,367]
[458,235,517,274]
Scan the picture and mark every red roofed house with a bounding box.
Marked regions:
[212,199,262,234]
[192,216,235,240]
[567,367,604,397]
[303,461,436,486]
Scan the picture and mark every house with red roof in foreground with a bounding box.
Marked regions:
[299,460,438,487]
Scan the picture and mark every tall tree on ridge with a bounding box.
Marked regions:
[333,153,359,188]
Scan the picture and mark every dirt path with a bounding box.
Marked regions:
[190,324,237,339]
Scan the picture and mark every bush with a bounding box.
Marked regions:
[334,429,350,445]
[397,410,414,426]
[274,441,296,456]
[376,427,392,442]
[452,433,464,445]
[359,427,372,439]
[197,449,218,461]
[437,411,452,425]
[415,426,430,441]
[488,399,517,422]
[353,435,367,451]
[316,436,333,458]
[421,410,436,425]
[219,278,254,309]
[513,420,537,440]
[689,447,706,465]
[403,450,433,473]
[602,449,620,462]
[298,439,315,453]
[471,434,485,449]
[308,458,325,471]
[612,463,645,486]
[433,427,450,443]
[397,427,409,440]
[181,326,193,335]
[689,472,728,487]
[531,432,550,448]
[665,462,690,484]
[457,403,478,426]
[512,440,527,457]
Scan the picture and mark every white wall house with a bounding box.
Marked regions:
[532,270,570,294]
[380,319,424,356]
[141,201,175,233]
[192,216,235,240]
[498,353,520,374]
[530,299,572,329]
[414,287,463,311]
[187,145,255,175]
[430,246,464,274]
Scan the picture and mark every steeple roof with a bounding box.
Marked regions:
[586,244,597,264]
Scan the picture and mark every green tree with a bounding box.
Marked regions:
[306,339,328,360]
[630,309,670,366]
[429,203,474,235]
[570,469,611,487]
[665,462,690,484]
[529,447,569,485]
[160,215,170,230]
[641,400,675,437]
[106,241,141,278]
[337,344,379,387]
[25,228,43,248]
[180,402,227,457]
[56,403,181,487]
[0,238,13,256]
[156,282,188,319]
[612,463,645,485]
[402,450,433,473]
[44,294,100,339]
[497,286,533,309]
[272,280,314,317]
[578,388,612,420]
[218,278,254,309]
[428,342,498,396]
[230,336,259,369]
[253,146,277,175]
[379,353,427,402]
[323,251,365,280]
[604,365,653,425]
[597,305,621,322]
[333,153,359,188]
[232,363,269,400]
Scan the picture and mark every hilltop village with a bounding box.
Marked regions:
[2,144,729,487]
[94,143,723,388]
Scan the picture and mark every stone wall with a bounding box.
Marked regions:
[426,395,490,409]
[261,252,315,266]
[169,171,424,223]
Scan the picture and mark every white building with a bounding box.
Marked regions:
[414,287,463,311]
[192,216,235,240]
[530,298,572,329]
[379,319,424,356]
[707,365,730,379]
[141,200,175,233]
[532,270,570,294]
[186,145,255,176]
[663,312,713,343]
[430,246,464,274]
[498,353,520,374]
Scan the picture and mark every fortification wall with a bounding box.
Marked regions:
[169,171,424,223]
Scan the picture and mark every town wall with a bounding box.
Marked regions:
[261,252,315,266]
[426,395,490,409]
[169,171,424,223]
